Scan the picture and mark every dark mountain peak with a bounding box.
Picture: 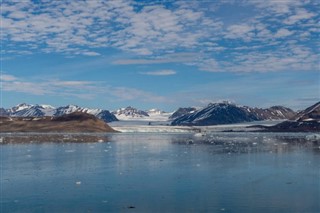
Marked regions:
[172,103,259,126]
[294,101,320,122]
[169,107,197,120]
[259,102,320,132]
[171,103,296,126]
[52,112,97,122]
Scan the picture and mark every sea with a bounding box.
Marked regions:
[1,132,319,212]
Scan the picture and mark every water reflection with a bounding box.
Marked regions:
[1,133,320,212]
[170,132,320,154]
[0,133,112,144]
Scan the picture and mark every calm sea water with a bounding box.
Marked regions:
[1,133,319,213]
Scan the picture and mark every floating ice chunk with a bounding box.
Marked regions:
[306,134,320,141]
[76,181,81,185]
[194,132,205,137]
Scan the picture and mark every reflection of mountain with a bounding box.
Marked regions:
[170,133,317,153]
[171,102,295,126]
[6,103,118,123]
[0,112,117,133]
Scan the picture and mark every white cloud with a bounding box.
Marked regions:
[284,8,316,25]
[1,1,222,57]
[248,0,304,16]
[81,51,101,56]
[50,81,93,87]
[200,44,318,73]
[113,52,200,65]
[1,0,318,73]
[274,29,293,38]
[0,74,17,81]
[1,74,169,103]
[113,52,201,65]
[225,24,254,40]
[139,70,176,76]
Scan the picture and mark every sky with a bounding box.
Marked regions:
[0,0,319,112]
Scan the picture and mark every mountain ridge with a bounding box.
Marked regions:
[171,102,296,126]
[5,103,118,123]
[251,101,320,132]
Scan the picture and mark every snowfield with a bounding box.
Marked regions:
[109,120,284,133]
[114,112,172,121]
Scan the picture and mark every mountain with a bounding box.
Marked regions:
[53,104,81,117]
[171,102,296,126]
[248,106,295,120]
[9,103,55,117]
[113,106,149,119]
[0,112,117,133]
[293,101,320,122]
[8,103,118,123]
[253,102,320,132]
[169,107,197,120]
[171,103,259,126]
[54,105,117,122]
[0,108,9,116]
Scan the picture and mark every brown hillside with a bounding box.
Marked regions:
[0,112,117,133]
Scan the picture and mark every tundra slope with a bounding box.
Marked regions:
[0,112,117,133]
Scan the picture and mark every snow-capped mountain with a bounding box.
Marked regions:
[8,103,55,117]
[112,106,173,121]
[113,106,149,119]
[54,105,117,122]
[7,103,118,123]
[53,105,80,117]
[171,102,296,126]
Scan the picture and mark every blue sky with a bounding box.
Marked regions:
[1,0,319,111]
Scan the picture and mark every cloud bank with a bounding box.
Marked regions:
[1,0,318,73]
